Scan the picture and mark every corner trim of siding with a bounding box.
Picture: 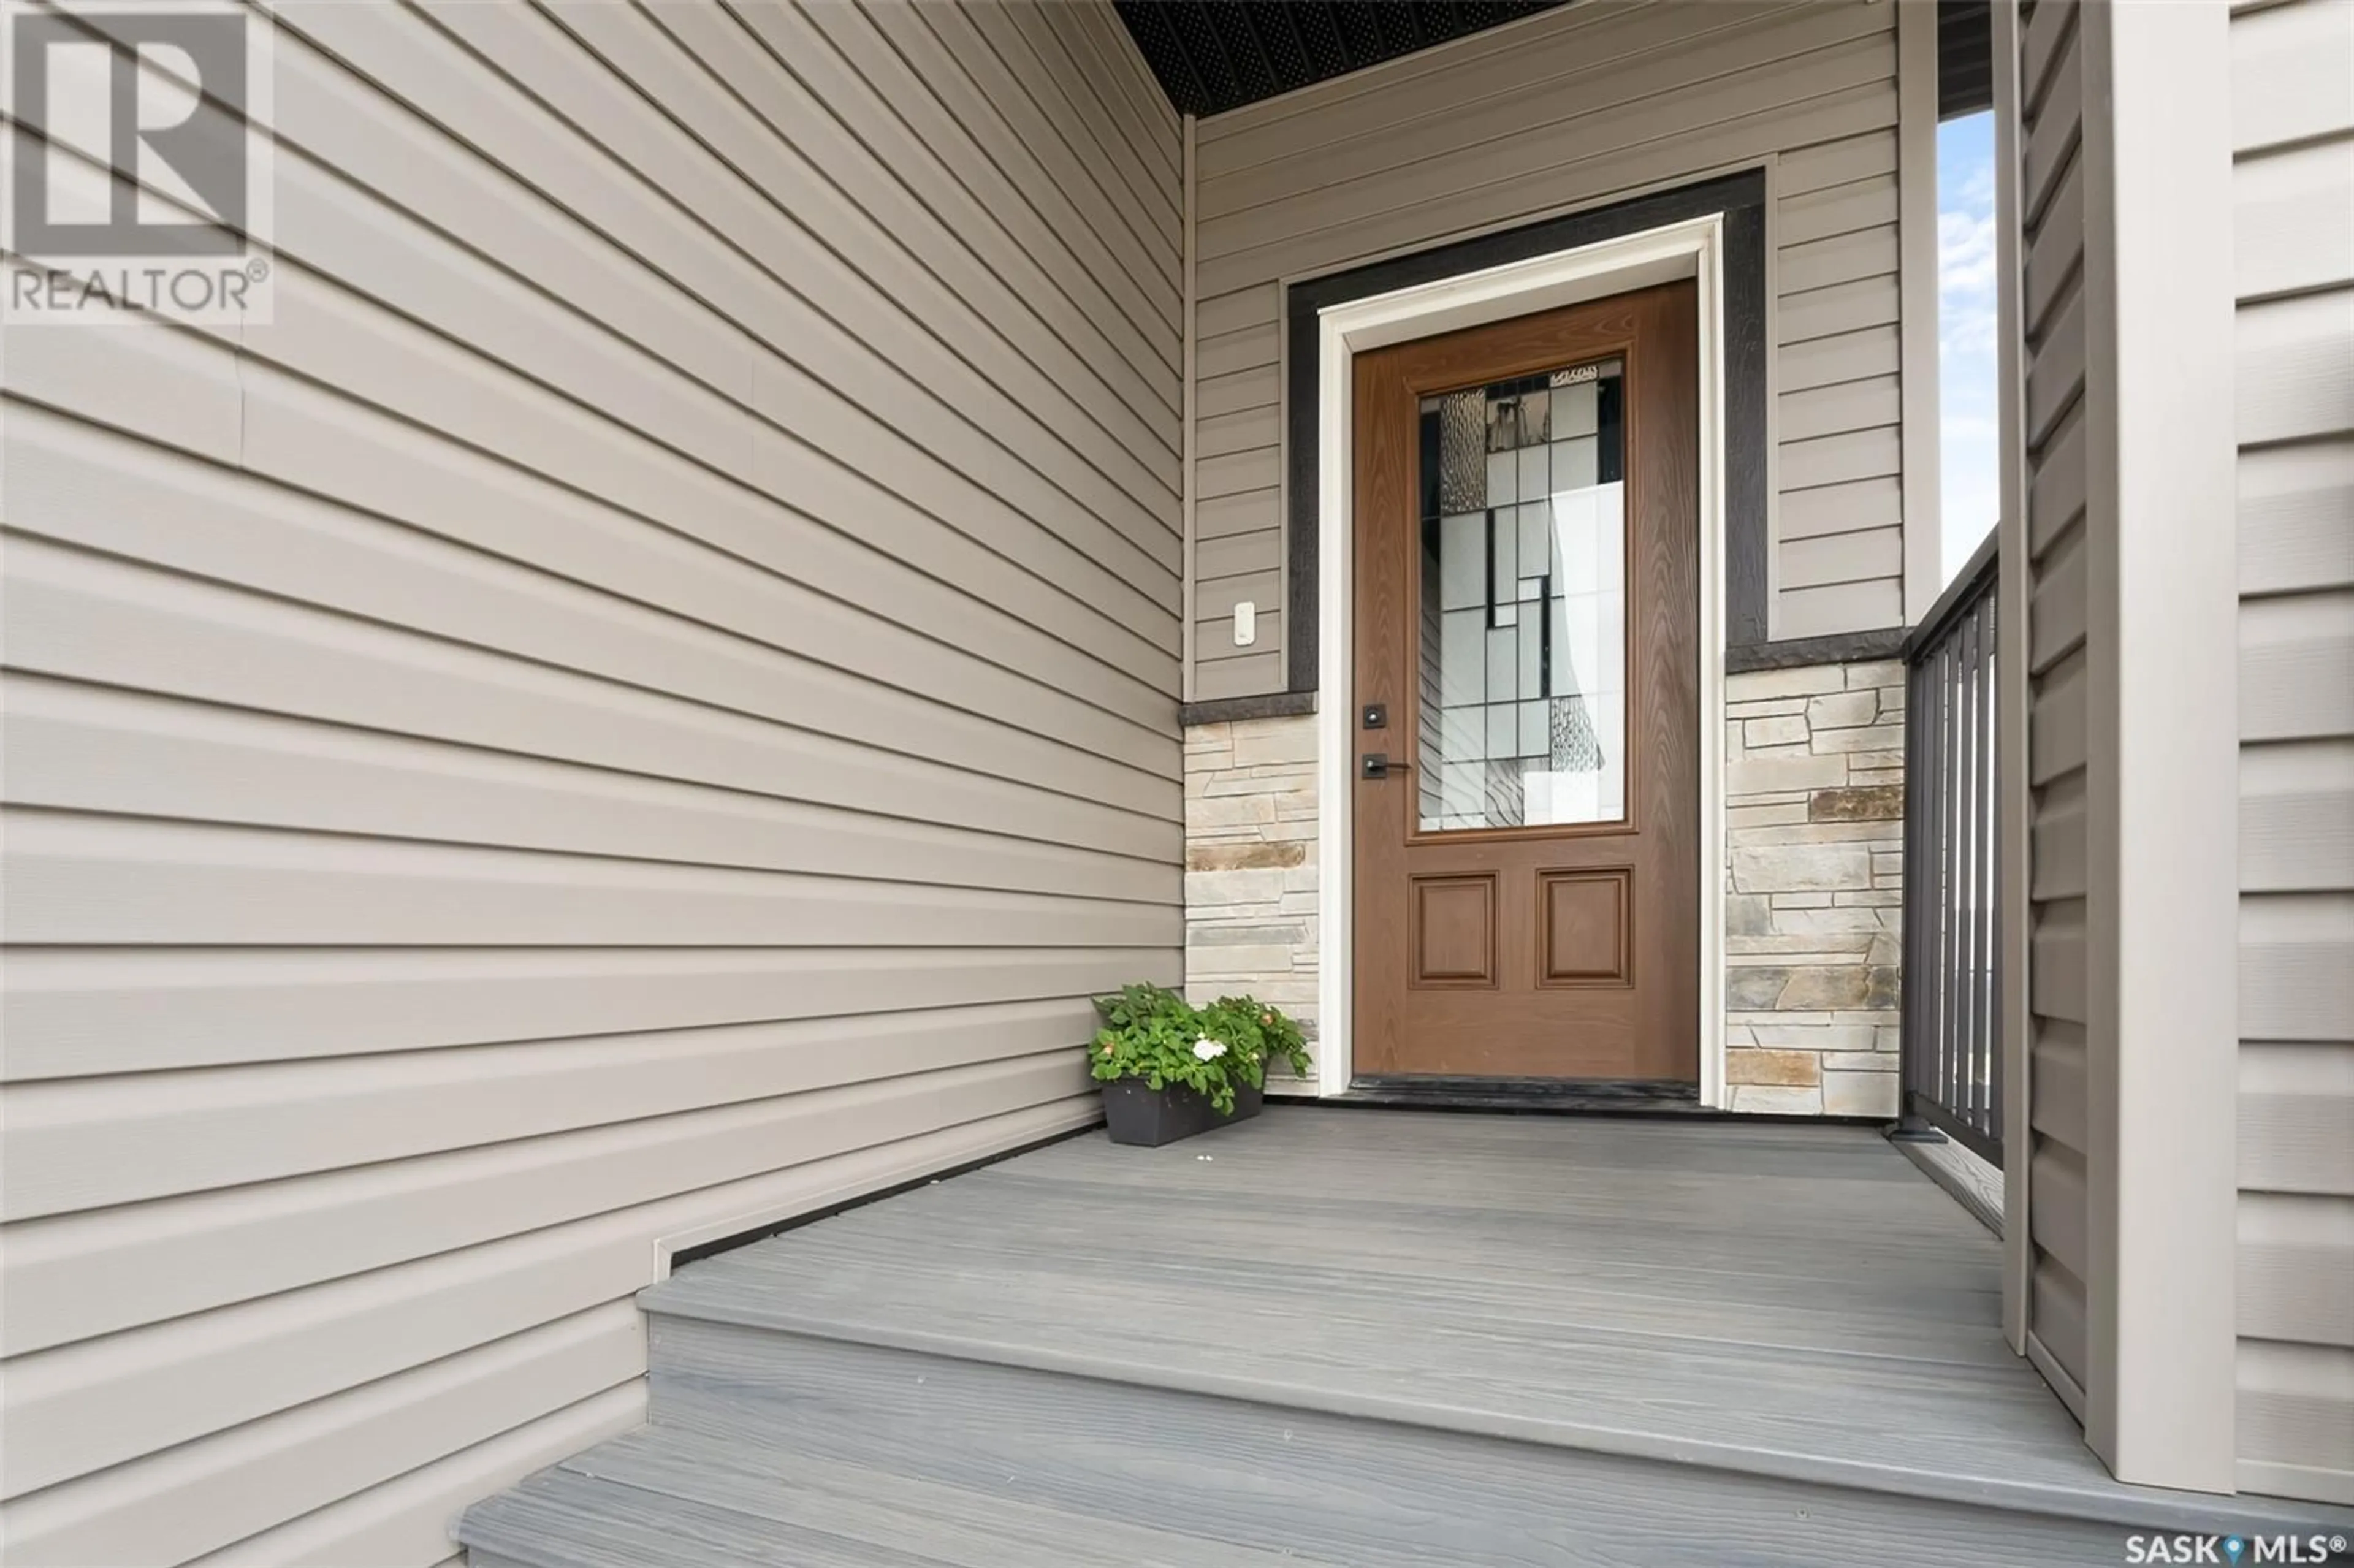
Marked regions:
[1183,115,1200,701]
[1898,0,1946,625]
[2079,0,2243,1494]
[2027,1329,2091,1423]
[1991,0,2036,1366]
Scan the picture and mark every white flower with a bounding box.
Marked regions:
[1192,1037,1227,1061]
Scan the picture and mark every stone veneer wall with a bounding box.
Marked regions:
[1723,660,1907,1116]
[1183,715,1323,1090]
[1181,660,1907,1111]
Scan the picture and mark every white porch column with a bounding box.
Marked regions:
[2083,0,2242,1493]
[1999,0,2242,1493]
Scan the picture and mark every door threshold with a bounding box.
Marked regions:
[1333,1076,1709,1116]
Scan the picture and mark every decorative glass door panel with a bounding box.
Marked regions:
[1416,359,1626,832]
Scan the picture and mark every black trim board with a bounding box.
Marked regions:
[1307,1083,1889,1128]
[1725,628,1909,674]
[1282,172,1773,701]
[1342,1076,1707,1116]
[1180,690,1317,726]
[668,1120,1097,1269]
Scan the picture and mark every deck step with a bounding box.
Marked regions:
[618,1165,2330,1543]
[459,1425,1340,1568]
[457,1312,2226,1568]
[456,1116,2352,1566]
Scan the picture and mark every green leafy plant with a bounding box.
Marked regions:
[1088,983,1312,1115]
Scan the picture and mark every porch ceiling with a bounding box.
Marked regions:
[1113,0,1564,118]
[1114,1,1990,122]
[1940,0,1994,118]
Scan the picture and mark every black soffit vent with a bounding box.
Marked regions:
[1114,1,1566,120]
[1114,1,1994,123]
[1938,0,1994,120]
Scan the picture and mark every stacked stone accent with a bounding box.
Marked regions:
[1183,715,1320,1090]
[1723,660,1907,1116]
[1181,662,1908,1112]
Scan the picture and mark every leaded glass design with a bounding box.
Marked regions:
[1414,358,1626,832]
[1434,388,1487,514]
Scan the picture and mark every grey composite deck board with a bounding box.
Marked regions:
[475,1348,2131,1568]
[465,1111,2354,1567]
[557,1426,1341,1567]
[638,1113,2344,1533]
[460,1473,960,1568]
[649,1349,2133,1568]
[1898,1133,2007,1238]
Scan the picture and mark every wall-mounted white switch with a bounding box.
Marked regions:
[1232,600,1256,647]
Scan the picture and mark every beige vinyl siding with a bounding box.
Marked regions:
[2013,0,2093,1411]
[2230,0,2354,1507]
[1184,0,1912,696]
[0,2,1181,1564]
[1187,280,1287,698]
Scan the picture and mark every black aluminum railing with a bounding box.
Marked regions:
[1897,531,2001,1166]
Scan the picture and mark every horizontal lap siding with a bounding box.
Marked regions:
[1187,0,1909,697]
[2230,0,2354,1507]
[0,2,1181,1563]
[2014,0,2093,1410]
[1189,287,1286,694]
[1775,124,1907,637]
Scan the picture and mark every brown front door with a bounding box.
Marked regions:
[1352,282,1700,1083]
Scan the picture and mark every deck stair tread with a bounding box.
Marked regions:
[462,1112,2354,1567]
[632,1113,2327,1533]
[462,1355,2146,1568]
[462,1432,1351,1568]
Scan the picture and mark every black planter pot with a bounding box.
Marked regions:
[1102,1078,1263,1147]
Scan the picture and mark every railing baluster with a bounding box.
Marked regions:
[1922,642,1943,1126]
[1919,645,1941,1124]
[1959,606,1981,1139]
[1982,595,2001,1142]
[1958,598,1977,1135]
[1985,592,2004,1149]
[1941,634,1964,1128]
[1896,535,2002,1168]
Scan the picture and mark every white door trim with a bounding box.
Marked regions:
[1313,216,1731,1105]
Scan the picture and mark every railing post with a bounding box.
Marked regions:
[1891,639,1944,1145]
